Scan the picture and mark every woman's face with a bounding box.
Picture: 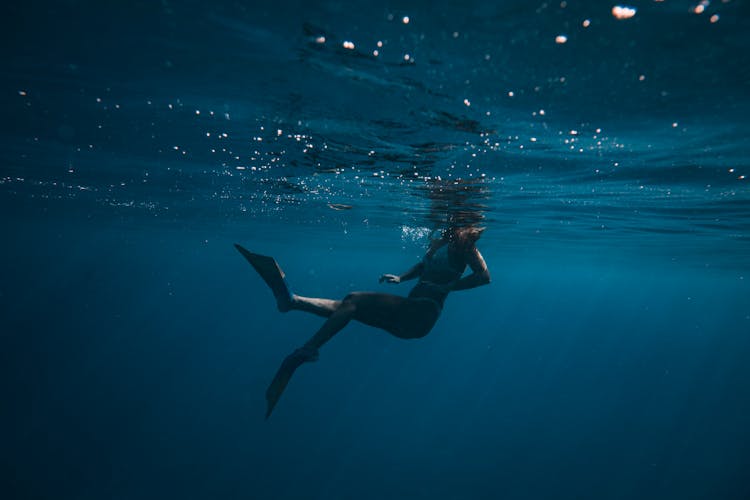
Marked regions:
[448,227,482,248]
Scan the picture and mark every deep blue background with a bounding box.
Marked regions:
[2,1,750,499]
[3,207,749,499]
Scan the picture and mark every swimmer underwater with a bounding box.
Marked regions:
[235,224,490,418]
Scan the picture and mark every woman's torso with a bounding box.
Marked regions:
[408,241,467,307]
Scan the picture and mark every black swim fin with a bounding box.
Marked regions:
[265,347,319,419]
[234,244,293,311]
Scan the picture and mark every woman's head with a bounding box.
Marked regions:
[444,225,485,248]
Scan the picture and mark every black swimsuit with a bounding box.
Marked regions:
[408,244,467,309]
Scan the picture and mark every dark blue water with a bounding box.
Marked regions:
[2,1,749,499]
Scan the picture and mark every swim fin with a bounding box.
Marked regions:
[234,244,293,312]
[265,347,319,419]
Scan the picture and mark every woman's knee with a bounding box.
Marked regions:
[340,292,363,311]
[342,291,368,305]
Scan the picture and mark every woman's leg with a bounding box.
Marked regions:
[301,292,427,349]
[265,298,354,418]
[235,244,342,318]
[302,297,357,349]
[289,295,341,318]
[266,292,436,417]
[236,245,441,416]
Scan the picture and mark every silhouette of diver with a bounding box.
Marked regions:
[235,224,490,418]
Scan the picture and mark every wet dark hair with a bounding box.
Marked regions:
[443,225,485,248]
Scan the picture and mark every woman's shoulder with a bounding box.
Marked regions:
[448,241,479,259]
[426,237,447,254]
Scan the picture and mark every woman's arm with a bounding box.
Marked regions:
[379,261,424,284]
[379,238,444,284]
[445,247,490,291]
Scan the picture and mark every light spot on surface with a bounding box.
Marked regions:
[402,16,410,24]
[555,35,568,44]
[710,14,720,22]
[343,41,355,50]
[583,19,591,28]
[463,98,471,107]
[612,6,637,19]
[315,36,326,44]
[18,90,27,96]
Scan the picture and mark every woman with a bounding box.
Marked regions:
[235,225,490,418]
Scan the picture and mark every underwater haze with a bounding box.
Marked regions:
[2,0,749,499]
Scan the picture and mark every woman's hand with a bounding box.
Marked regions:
[379,274,401,284]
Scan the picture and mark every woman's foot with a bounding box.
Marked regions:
[234,244,293,312]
